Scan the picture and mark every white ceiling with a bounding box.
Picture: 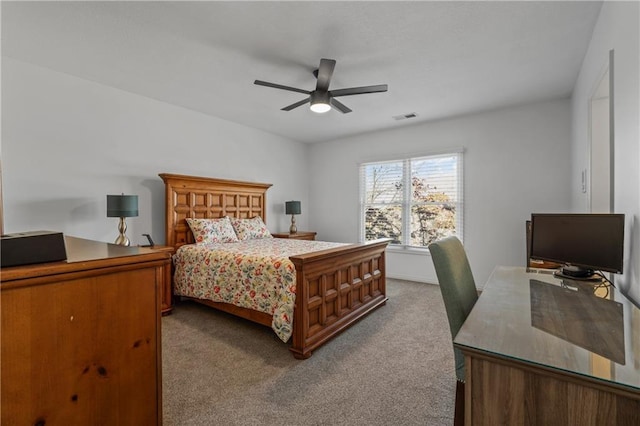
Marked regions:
[1,1,603,144]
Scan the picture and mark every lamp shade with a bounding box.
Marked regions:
[107,194,139,218]
[285,201,301,215]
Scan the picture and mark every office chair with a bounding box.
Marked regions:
[429,236,478,426]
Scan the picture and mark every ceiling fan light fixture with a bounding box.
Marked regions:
[310,91,331,113]
[310,102,331,113]
[255,58,387,114]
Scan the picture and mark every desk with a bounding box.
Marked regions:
[454,266,640,425]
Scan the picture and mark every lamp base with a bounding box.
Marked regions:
[289,215,297,234]
[114,235,131,246]
[114,217,131,246]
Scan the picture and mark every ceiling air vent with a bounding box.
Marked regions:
[393,112,418,121]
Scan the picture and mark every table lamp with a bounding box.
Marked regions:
[107,194,138,246]
[285,201,301,234]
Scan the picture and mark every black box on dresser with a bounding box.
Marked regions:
[1,231,67,267]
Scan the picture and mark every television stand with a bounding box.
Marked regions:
[553,270,603,282]
[561,264,594,277]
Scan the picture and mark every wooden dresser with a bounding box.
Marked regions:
[1,236,170,426]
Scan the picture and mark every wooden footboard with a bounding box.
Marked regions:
[289,239,389,359]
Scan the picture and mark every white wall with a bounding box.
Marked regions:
[308,99,572,287]
[571,1,640,305]
[1,58,310,244]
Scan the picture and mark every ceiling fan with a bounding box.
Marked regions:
[254,58,388,114]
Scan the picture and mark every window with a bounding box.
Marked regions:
[359,151,463,248]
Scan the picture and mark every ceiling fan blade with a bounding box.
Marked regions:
[281,97,310,111]
[254,80,310,95]
[315,59,336,92]
[330,98,352,114]
[329,84,388,98]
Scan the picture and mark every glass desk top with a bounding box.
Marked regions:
[454,266,640,392]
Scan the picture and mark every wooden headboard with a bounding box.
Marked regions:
[159,173,272,249]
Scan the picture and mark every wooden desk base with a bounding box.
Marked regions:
[464,350,640,425]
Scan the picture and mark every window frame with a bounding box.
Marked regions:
[359,149,464,250]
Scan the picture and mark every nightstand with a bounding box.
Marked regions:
[140,245,175,315]
[271,231,317,241]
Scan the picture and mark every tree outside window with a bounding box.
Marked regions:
[360,152,463,248]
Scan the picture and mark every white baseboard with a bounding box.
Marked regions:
[387,272,438,285]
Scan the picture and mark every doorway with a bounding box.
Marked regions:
[589,50,614,214]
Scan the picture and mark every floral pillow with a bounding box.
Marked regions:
[186,217,239,244]
[229,216,273,240]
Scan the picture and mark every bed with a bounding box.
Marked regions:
[160,173,389,359]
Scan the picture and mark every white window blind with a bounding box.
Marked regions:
[359,151,463,248]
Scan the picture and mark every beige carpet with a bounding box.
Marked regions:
[162,279,455,425]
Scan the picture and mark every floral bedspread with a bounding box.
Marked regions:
[173,238,347,342]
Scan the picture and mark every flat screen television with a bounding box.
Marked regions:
[530,213,625,277]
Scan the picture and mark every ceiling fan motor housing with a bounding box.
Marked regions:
[310,91,330,111]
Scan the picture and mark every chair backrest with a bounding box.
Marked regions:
[429,236,478,382]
